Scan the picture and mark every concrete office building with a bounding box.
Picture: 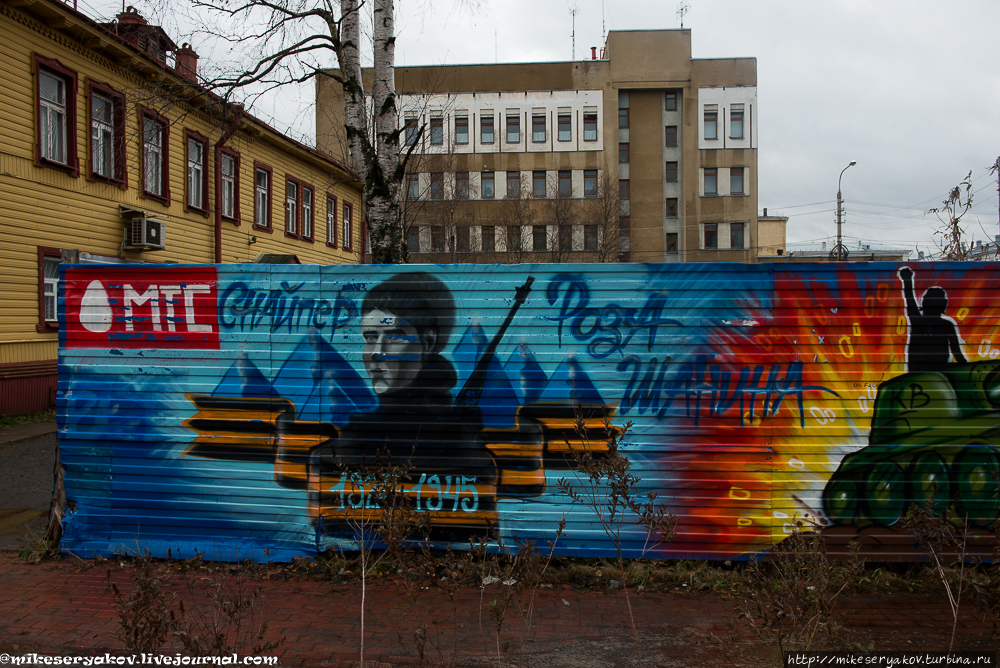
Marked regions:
[317,30,758,263]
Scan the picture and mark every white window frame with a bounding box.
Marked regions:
[40,71,67,164]
[327,196,337,246]
[91,92,114,178]
[143,117,163,196]
[187,138,205,209]
[221,153,236,218]
[43,256,60,322]
[343,202,353,249]
[302,187,313,238]
[286,180,298,235]
[255,168,269,227]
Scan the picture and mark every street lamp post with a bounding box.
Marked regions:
[833,161,857,262]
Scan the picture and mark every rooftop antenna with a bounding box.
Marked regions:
[495,28,497,63]
[601,0,606,45]
[570,4,578,60]
[677,2,690,28]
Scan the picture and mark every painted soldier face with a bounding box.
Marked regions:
[361,308,436,396]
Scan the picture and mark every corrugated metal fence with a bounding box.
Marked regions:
[57,262,1000,561]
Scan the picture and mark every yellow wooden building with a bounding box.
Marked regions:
[0,0,364,415]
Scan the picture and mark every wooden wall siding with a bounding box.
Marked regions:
[0,340,57,365]
[0,0,364,412]
[56,260,1000,562]
[0,373,57,414]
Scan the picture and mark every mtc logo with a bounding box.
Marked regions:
[64,267,220,350]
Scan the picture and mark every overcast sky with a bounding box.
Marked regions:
[80,0,1000,254]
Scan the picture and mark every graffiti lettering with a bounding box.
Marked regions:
[887,382,931,412]
[544,275,681,357]
[219,281,357,333]
[617,355,838,427]
[327,473,481,513]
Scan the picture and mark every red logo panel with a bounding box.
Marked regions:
[64,267,220,349]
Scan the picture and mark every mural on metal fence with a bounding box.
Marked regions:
[57,262,1000,561]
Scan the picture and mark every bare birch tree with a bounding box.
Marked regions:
[187,0,419,263]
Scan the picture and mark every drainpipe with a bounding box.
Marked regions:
[214,104,245,263]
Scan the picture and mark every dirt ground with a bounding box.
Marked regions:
[1,433,996,666]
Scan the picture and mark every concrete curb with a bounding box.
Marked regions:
[0,421,57,446]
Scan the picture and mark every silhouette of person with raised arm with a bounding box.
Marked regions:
[898,266,966,373]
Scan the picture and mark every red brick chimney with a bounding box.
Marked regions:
[175,43,199,83]
[116,6,147,25]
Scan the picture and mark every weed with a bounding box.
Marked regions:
[557,407,677,667]
[171,563,284,656]
[106,550,177,652]
[738,527,864,652]
[902,499,974,651]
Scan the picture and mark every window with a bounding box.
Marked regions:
[254,163,272,229]
[704,223,718,249]
[666,198,678,217]
[619,179,629,200]
[342,202,353,250]
[185,131,208,214]
[583,113,598,141]
[39,247,60,329]
[666,233,678,254]
[141,109,169,202]
[455,227,470,253]
[559,225,573,252]
[406,173,419,200]
[731,167,745,195]
[406,227,419,253]
[704,107,718,140]
[532,225,547,252]
[583,170,597,197]
[507,227,521,253]
[286,179,298,235]
[665,91,678,111]
[704,168,718,195]
[666,161,678,182]
[430,172,444,200]
[506,114,520,143]
[730,105,744,139]
[618,108,629,129]
[455,115,469,144]
[220,150,239,221]
[481,172,495,199]
[665,125,677,147]
[558,114,571,141]
[404,117,418,146]
[35,57,78,175]
[431,226,445,252]
[301,186,314,240]
[88,82,125,185]
[730,222,745,249]
[506,171,520,198]
[430,116,443,145]
[326,195,338,246]
[481,226,495,253]
[619,143,629,163]
[532,114,546,142]
[584,225,598,251]
[533,171,546,198]
[456,172,469,199]
[481,115,494,144]
[559,170,572,197]
[40,71,68,164]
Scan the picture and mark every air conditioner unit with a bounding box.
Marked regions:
[123,218,166,251]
